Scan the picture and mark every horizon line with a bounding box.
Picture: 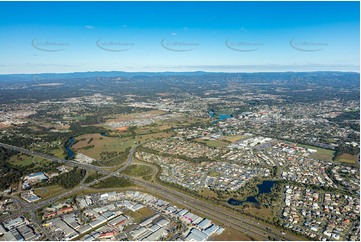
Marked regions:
[0,70,360,75]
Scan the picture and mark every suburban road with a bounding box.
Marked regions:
[0,142,306,241]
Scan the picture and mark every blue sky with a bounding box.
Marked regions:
[0,1,359,74]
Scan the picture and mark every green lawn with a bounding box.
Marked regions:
[297,144,334,161]
[122,164,154,177]
[124,207,156,224]
[84,171,105,183]
[8,154,51,167]
[33,185,66,200]
[207,171,220,177]
[222,134,249,143]
[49,147,66,159]
[312,149,335,161]
[73,131,173,160]
[194,139,228,148]
[243,206,275,223]
[75,116,87,121]
[12,157,33,167]
[335,153,356,164]
[91,177,134,188]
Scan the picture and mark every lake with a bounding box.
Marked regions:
[257,180,275,193]
[227,180,276,206]
[219,114,232,121]
[65,137,75,159]
[209,110,215,117]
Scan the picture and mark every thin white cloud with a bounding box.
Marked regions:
[85,25,95,29]
[25,63,78,67]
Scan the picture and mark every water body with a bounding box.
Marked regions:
[219,114,232,121]
[65,137,75,159]
[227,180,276,206]
[257,180,275,194]
[209,109,215,117]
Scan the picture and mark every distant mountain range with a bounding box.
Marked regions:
[0,71,210,82]
[0,71,359,82]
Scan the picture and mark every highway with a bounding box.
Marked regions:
[0,142,109,174]
[123,176,306,241]
[0,142,306,241]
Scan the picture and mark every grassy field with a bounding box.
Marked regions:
[199,189,218,199]
[107,110,166,122]
[335,153,357,163]
[84,171,105,183]
[122,164,154,177]
[297,144,334,161]
[73,131,173,160]
[207,171,220,177]
[326,138,336,143]
[73,133,127,160]
[8,154,51,167]
[210,228,252,241]
[103,111,208,137]
[49,146,66,159]
[135,121,174,134]
[9,155,33,167]
[124,207,156,224]
[91,177,134,189]
[92,153,128,167]
[75,116,87,121]
[34,184,66,200]
[194,139,228,148]
[222,134,249,143]
[73,111,208,160]
[243,206,275,223]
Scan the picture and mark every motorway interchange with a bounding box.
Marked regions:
[0,142,305,241]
